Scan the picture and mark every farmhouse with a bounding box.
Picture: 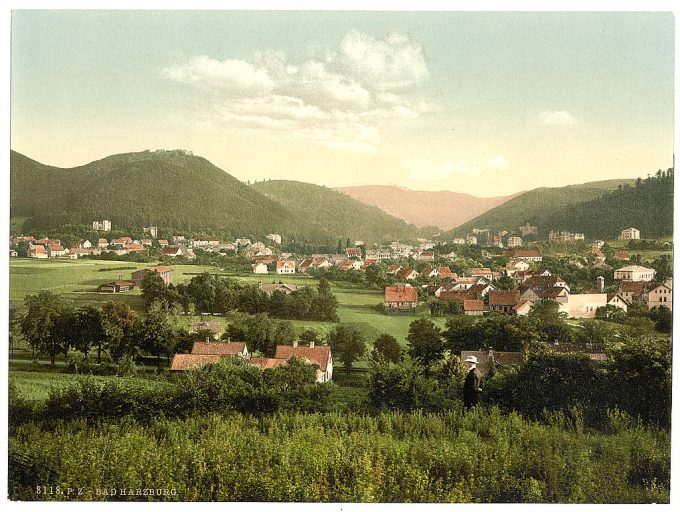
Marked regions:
[163,246,196,259]
[191,340,249,358]
[274,341,333,383]
[170,354,224,371]
[276,260,296,275]
[396,268,419,280]
[488,290,522,314]
[505,249,543,262]
[259,283,299,295]
[47,244,67,258]
[97,281,135,293]
[384,285,418,310]
[614,265,656,282]
[28,244,48,259]
[463,300,485,316]
[131,265,173,285]
[647,279,672,311]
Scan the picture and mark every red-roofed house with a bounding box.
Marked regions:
[613,251,631,261]
[463,299,485,316]
[276,260,296,275]
[126,243,145,252]
[345,247,362,258]
[97,238,109,248]
[437,267,457,280]
[191,340,248,358]
[384,285,418,310]
[274,342,333,383]
[504,249,543,262]
[170,354,224,371]
[47,244,66,257]
[488,290,522,314]
[469,268,494,281]
[396,268,419,280]
[418,251,435,262]
[29,244,48,259]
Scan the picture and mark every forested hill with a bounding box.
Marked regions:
[539,169,673,238]
[10,150,430,243]
[10,150,323,238]
[451,179,637,235]
[251,180,430,242]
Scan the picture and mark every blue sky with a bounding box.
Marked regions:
[10,10,675,196]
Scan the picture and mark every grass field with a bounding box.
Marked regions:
[9,369,173,403]
[10,259,444,347]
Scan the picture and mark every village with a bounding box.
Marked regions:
[9,219,672,383]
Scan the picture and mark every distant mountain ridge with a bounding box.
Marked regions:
[334,185,520,230]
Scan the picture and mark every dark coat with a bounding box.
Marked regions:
[463,367,482,409]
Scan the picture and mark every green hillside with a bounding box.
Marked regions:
[540,170,673,238]
[10,149,314,238]
[252,180,428,242]
[452,179,636,235]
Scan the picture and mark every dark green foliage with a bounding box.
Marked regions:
[20,291,74,366]
[328,324,367,373]
[406,318,444,368]
[101,301,139,361]
[372,333,402,364]
[443,314,539,353]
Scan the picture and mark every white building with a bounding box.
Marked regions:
[647,278,672,311]
[507,236,523,248]
[614,265,656,282]
[452,237,466,245]
[266,234,282,244]
[619,228,640,240]
[276,260,296,274]
[252,263,269,274]
[92,220,111,231]
[558,294,609,319]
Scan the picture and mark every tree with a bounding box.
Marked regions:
[494,276,516,290]
[298,328,320,347]
[101,301,139,361]
[310,279,339,321]
[328,324,366,373]
[72,305,107,363]
[20,291,73,366]
[365,264,386,287]
[136,300,182,369]
[527,300,572,343]
[406,318,444,368]
[273,321,296,346]
[649,306,672,334]
[337,240,343,254]
[186,273,217,313]
[9,303,22,357]
[140,271,166,308]
[372,334,402,365]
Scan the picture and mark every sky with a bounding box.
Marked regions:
[9,10,675,196]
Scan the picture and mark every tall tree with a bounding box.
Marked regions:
[72,305,107,363]
[20,291,73,366]
[135,300,181,369]
[140,271,166,308]
[406,318,444,368]
[328,324,366,373]
[9,303,22,358]
[310,278,339,321]
[372,333,402,365]
[101,301,140,361]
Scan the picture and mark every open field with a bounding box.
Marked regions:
[9,369,173,403]
[10,259,445,347]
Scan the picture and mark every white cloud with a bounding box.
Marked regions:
[539,110,577,126]
[403,156,510,181]
[162,31,433,153]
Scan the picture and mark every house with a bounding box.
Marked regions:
[92,220,111,231]
[384,285,418,310]
[97,238,109,248]
[386,264,403,275]
[619,227,640,240]
[418,251,435,262]
[505,249,542,262]
[618,281,647,305]
[591,249,606,262]
[467,282,495,298]
[592,240,605,250]
[607,294,629,312]
[613,251,630,261]
[452,237,466,245]
[489,236,503,248]
[163,246,196,259]
[463,300,485,316]
[460,349,525,377]
[252,262,269,274]
[521,275,570,294]
[345,247,362,258]
[513,301,534,316]
[249,357,289,370]
[646,279,672,311]
[276,260,296,275]
[126,243,145,252]
[9,249,18,258]
[519,224,538,236]
[143,226,158,238]
[191,340,249,358]
[420,268,439,279]
[141,239,153,246]
[469,268,493,281]
[511,260,530,271]
[189,321,223,338]
[450,277,480,290]
[112,237,132,248]
[172,235,187,244]
[507,237,523,248]
[376,249,392,261]
[488,290,521,314]
[466,235,478,245]
[266,233,282,244]
[47,244,67,257]
[76,239,92,249]
[97,281,135,293]
[614,265,656,282]
[131,265,173,285]
[191,237,220,249]
[158,239,169,247]
[558,294,608,319]
[274,341,333,383]
[259,283,299,295]
[437,267,457,280]
[396,267,419,280]
[28,244,48,259]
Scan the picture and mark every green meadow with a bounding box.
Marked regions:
[10,259,444,347]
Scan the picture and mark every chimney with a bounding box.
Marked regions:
[309,341,315,349]
[596,276,605,293]
[293,339,298,348]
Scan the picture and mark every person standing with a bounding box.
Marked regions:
[463,355,482,410]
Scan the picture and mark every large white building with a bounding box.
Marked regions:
[92,220,111,231]
[619,227,640,240]
[507,236,523,248]
[613,265,656,282]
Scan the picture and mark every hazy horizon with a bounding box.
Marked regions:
[10,11,674,196]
